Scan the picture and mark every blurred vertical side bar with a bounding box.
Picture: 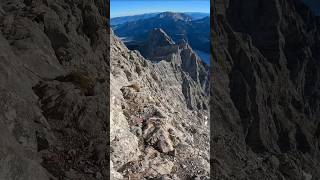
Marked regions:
[96,0,110,178]
[210,0,229,179]
[105,0,111,179]
[210,0,214,178]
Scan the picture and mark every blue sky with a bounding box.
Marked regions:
[111,0,210,18]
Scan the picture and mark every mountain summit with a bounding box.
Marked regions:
[156,12,192,21]
[135,28,209,93]
[148,28,175,47]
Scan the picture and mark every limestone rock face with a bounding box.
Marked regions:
[138,28,178,62]
[148,28,175,47]
[110,27,210,179]
[212,0,320,179]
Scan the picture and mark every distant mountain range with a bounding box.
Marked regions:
[111,12,210,57]
[111,12,209,25]
[111,13,159,25]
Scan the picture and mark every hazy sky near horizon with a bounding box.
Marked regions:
[110,0,210,18]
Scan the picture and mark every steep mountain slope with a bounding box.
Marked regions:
[135,28,210,93]
[114,12,210,54]
[212,0,320,179]
[0,0,108,179]
[110,27,210,179]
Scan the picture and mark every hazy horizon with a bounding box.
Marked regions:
[110,0,210,18]
[111,11,210,18]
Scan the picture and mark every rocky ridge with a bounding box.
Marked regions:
[110,26,210,179]
[137,28,210,95]
[0,0,210,179]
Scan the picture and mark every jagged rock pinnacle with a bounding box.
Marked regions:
[148,28,175,47]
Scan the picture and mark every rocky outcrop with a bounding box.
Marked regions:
[110,27,210,179]
[137,28,176,61]
[138,28,210,99]
[211,0,320,179]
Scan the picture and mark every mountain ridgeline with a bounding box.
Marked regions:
[109,10,211,178]
[111,12,209,25]
[111,12,210,59]
[110,27,210,179]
